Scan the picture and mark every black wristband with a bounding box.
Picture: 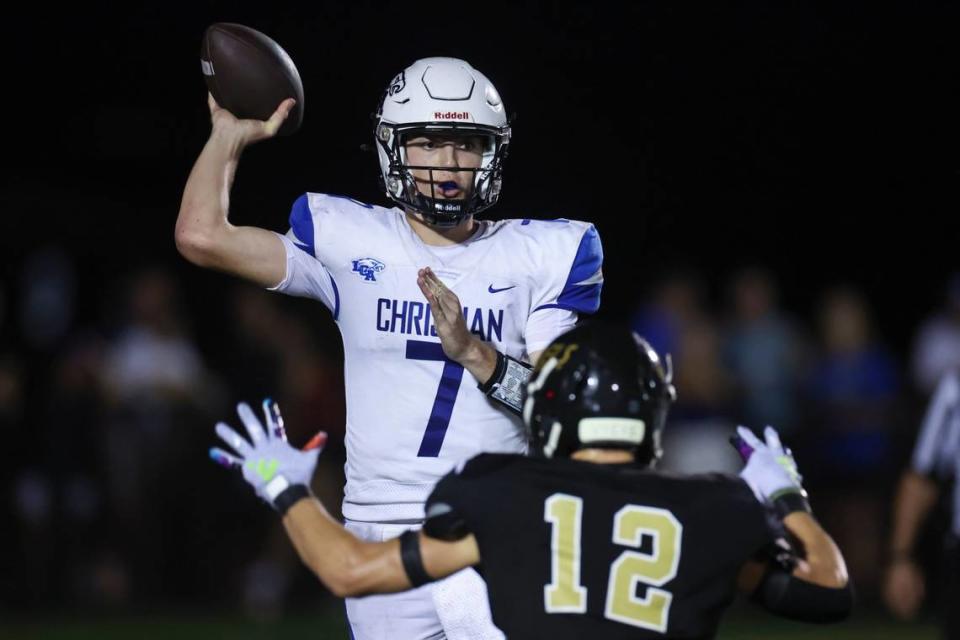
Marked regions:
[399,530,432,588]
[478,351,508,394]
[273,484,311,517]
[771,490,812,520]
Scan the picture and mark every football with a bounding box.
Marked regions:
[201,23,304,136]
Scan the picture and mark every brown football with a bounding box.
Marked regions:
[201,23,304,136]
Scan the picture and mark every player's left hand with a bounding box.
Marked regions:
[209,399,327,505]
[417,267,476,363]
[730,425,809,516]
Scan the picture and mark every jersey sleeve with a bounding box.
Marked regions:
[266,193,341,318]
[911,371,960,481]
[424,472,472,541]
[525,221,604,352]
[524,308,578,356]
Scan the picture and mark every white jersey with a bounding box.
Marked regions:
[271,193,603,522]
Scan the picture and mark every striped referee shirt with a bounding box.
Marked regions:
[911,370,960,535]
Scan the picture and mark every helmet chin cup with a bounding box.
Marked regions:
[413,193,468,227]
[423,202,465,227]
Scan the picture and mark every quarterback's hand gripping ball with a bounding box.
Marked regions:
[201,23,304,136]
[210,399,326,506]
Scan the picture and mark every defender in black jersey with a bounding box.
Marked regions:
[423,454,778,638]
[213,323,853,639]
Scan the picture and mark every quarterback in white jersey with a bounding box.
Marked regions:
[276,193,602,522]
[177,57,602,639]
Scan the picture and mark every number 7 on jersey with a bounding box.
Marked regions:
[406,340,466,456]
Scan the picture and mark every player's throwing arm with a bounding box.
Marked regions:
[176,25,303,288]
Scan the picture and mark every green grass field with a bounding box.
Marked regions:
[0,605,939,639]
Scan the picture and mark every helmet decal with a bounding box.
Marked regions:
[542,421,563,459]
[388,71,406,97]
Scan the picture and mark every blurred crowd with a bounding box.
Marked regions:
[633,266,960,608]
[0,249,346,617]
[2,247,959,619]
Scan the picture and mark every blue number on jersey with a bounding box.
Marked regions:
[406,340,465,456]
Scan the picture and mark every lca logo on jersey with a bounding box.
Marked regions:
[352,258,386,282]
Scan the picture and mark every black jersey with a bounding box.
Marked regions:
[424,454,782,639]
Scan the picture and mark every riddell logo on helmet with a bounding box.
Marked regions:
[434,111,471,120]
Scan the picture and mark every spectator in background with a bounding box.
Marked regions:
[100,267,221,601]
[9,247,93,606]
[632,271,739,474]
[805,286,900,599]
[722,267,807,436]
[18,247,75,353]
[630,269,705,359]
[883,370,960,638]
[911,273,960,395]
[39,335,114,606]
[101,268,211,407]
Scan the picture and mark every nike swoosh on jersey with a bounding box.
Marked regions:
[488,285,517,294]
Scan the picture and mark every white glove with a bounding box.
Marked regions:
[731,425,810,517]
[210,399,326,511]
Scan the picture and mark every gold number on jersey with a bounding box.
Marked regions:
[543,495,683,632]
[604,506,682,631]
[544,494,588,612]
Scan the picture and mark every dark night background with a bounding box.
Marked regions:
[4,2,958,349]
[1,1,958,636]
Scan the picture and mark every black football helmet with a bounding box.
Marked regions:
[523,322,676,466]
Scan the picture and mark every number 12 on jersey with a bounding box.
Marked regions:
[544,493,683,633]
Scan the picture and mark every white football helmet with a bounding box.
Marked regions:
[374,57,512,226]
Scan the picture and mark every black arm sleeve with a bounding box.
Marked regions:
[752,567,854,623]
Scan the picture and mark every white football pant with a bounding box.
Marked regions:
[344,521,504,640]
